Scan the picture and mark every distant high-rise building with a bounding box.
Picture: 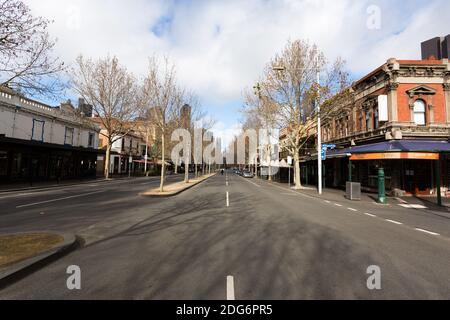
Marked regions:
[78,98,93,117]
[421,35,450,59]
[181,104,192,129]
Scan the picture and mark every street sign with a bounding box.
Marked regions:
[322,144,336,149]
[129,156,133,163]
[321,149,326,161]
[287,156,293,166]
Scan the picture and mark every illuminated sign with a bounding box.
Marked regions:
[350,152,439,161]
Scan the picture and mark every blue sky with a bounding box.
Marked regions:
[25,0,450,143]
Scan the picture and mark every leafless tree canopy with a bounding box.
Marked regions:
[0,0,64,96]
[241,39,351,188]
[71,55,139,178]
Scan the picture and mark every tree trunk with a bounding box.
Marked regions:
[160,133,165,192]
[174,157,178,174]
[267,145,272,181]
[294,152,302,189]
[105,143,111,179]
[184,156,189,183]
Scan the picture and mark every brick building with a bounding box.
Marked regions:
[302,57,450,196]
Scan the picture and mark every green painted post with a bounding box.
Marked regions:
[348,160,352,182]
[378,168,386,204]
[435,155,442,207]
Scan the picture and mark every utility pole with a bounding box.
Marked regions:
[317,54,322,195]
[144,128,149,175]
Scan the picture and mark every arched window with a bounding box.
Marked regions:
[413,100,426,125]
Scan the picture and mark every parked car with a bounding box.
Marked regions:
[242,171,254,178]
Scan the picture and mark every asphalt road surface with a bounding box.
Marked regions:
[0,172,449,299]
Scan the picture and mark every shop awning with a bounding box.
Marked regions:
[326,140,450,158]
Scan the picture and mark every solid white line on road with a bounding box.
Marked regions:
[414,228,440,236]
[363,213,376,218]
[334,203,343,207]
[16,190,105,208]
[227,275,235,300]
[385,219,403,225]
[226,192,229,207]
[239,177,261,188]
[347,208,358,212]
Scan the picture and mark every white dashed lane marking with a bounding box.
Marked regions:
[227,276,235,300]
[414,228,440,236]
[385,219,403,225]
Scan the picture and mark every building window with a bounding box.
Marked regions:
[374,109,379,129]
[413,100,426,125]
[88,133,95,148]
[32,119,45,142]
[64,127,74,145]
[365,111,371,131]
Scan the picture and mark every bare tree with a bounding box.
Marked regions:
[261,40,350,189]
[242,83,278,180]
[0,0,64,96]
[71,55,139,179]
[141,56,184,192]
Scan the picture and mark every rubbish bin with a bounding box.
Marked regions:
[346,182,361,201]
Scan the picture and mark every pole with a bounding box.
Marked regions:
[144,129,149,175]
[288,164,291,189]
[378,168,386,204]
[317,55,322,195]
[348,160,352,182]
[435,155,442,206]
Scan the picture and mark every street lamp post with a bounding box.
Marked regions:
[316,57,322,195]
[144,128,149,175]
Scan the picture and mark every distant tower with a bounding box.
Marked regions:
[181,104,192,129]
[421,35,450,60]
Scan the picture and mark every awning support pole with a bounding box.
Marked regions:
[435,154,442,206]
[348,160,352,182]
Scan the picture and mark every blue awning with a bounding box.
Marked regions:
[326,140,450,157]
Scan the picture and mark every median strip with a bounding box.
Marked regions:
[140,174,216,197]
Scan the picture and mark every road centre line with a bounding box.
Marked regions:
[334,203,343,207]
[227,276,235,300]
[348,208,358,212]
[16,190,105,208]
[226,192,229,207]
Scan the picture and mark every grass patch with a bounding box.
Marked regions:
[0,233,64,268]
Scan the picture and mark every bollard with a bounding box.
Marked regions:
[378,168,386,204]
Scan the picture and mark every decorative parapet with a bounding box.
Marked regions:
[0,88,99,132]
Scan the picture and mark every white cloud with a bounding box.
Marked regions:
[25,0,450,109]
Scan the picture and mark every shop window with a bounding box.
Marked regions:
[64,127,74,145]
[32,119,45,142]
[0,151,8,176]
[413,100,426,125]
